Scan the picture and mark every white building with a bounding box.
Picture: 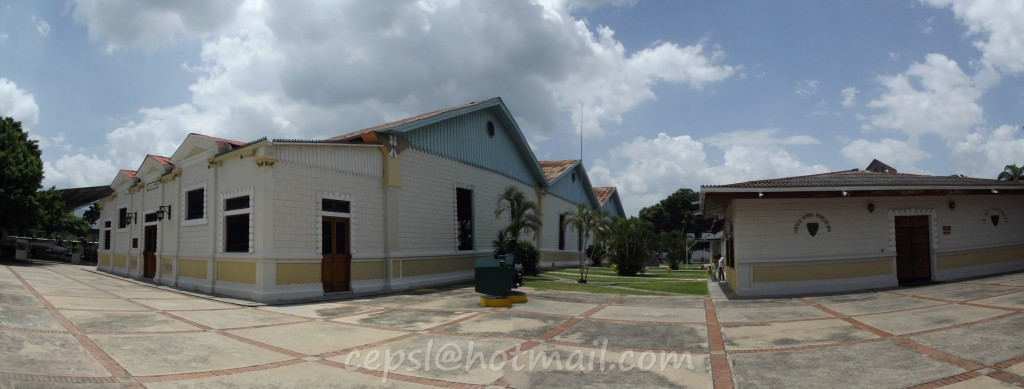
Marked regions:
[96,98,619,302]
[700,160,1024,296]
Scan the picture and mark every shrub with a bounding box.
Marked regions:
[609,217,654,276]
[514,240,540,276]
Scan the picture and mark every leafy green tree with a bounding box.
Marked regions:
[638,188,707,235]
[82,202,102,225]
[36,188,90,242]
[494,186,543,274]
[659,230,695,270]
[0,117,44,236]
[997,164,1023,182]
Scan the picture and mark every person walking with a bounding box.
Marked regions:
[717,255,726,282]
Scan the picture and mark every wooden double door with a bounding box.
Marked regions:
[143,226,157,279]
[322,217,351,293]
[895,216,932,284]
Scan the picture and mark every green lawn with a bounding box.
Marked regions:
[521,267,709,296]
[543,266,708,281]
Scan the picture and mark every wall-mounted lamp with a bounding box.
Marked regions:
[948,201,956,210]
[991,189,999,194]
[758,192,764,198]
[124,212,138,225]
[842,191,849,197]
[155,205,172,220]
[868,203,875,213]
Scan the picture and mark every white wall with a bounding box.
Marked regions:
[733,195,1024,262]
[397,149,540,255]
[271,147,385,258]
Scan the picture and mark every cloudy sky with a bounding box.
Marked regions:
[1,0,1022,215]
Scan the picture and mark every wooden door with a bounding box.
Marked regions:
[143,225,157,279]
[895,216,932,284]
[321,217,351,293]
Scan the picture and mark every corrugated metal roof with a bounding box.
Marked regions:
[702,169,1024,190]
[593,186,616,205]
[57,186,114,211]
[192,133,246,147]
[539,159,578,182]
[329,98,495,142]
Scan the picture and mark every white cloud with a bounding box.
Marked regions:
[951,124,1024,178]
[71,0,244,53]
[841,138,930,171]
[0,78,40,127]
[35,19,50,37]
[590,130,828,215]
[794,79,820,97]
[67,0,740,173]
[42,154,118,188]
[867,53,983,142]
[924,0,1024,74]
[840,87,859,107]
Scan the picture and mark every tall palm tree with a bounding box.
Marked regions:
[494,185,542,252]
[589,209,612,266]
[997,164,1023,182]
[565,204,597,283]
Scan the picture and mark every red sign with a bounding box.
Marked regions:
[942,225,951,235]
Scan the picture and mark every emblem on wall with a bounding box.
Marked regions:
[982,207,1008,227]
[806,223,819,237]
[793,213,832,237]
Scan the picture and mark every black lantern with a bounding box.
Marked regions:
[155,205,172,221]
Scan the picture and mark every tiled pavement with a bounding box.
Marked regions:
[1,261,1024,388]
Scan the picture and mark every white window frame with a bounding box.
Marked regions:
[102,218,113,251]
[181,180,208,227]
[219,187,254,254]
[317,192,355,255]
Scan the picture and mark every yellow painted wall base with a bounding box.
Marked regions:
[752,258,892,283]
[179,259,208,279]
[276,263,320,285]
[216,261,257,284]
[938,245,1024,270]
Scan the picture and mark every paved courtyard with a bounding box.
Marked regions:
[2,261,1024,388]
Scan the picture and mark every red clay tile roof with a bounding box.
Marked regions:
[539,160,578,182]
[149,155,172,166]
[329,99,495,142]
[192,133,246,147]
[593,187,616,205]
[703,169,1024,190]
[119,169,137,178]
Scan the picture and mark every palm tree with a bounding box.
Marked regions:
[494,185,542,252]
[997,164,1023,182]
[589,209,612,267]
[565,204,598,283]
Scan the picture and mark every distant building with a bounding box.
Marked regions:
[97,98,620,302]
[700,161,1024,296]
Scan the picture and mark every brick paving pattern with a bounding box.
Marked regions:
[1,261,1023,388]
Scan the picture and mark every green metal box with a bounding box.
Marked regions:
[474,256,515,297]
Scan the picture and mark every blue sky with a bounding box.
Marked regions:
[1,0,1022,215]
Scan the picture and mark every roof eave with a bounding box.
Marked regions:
[701,184,1024,193]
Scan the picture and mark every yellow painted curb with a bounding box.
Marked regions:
[480,297,513,307]
[507,293,528,304]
